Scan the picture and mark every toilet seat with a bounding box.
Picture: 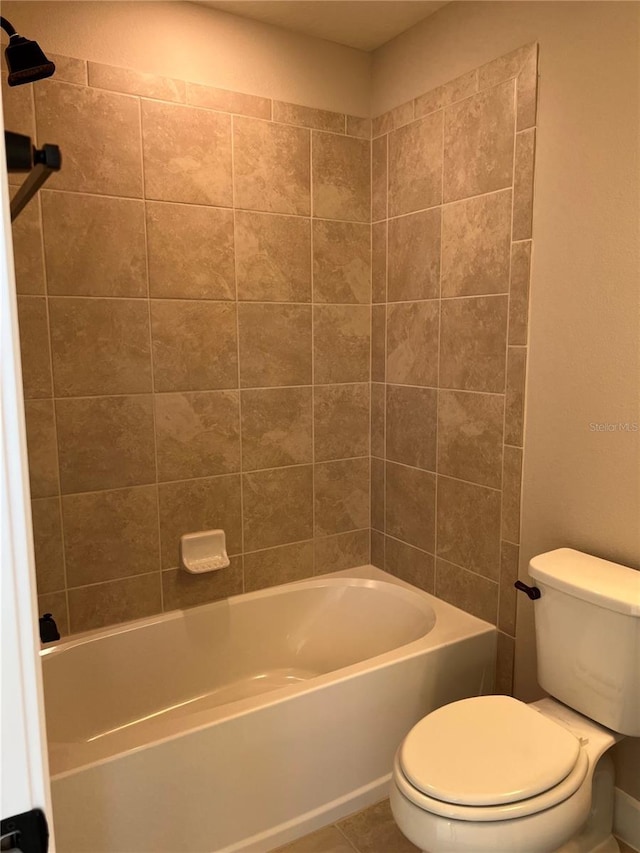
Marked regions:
[396,696,590,822]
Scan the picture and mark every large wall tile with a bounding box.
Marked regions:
[24,400,59,498]
[239,303,312,387]
[372,135,388,222]
[155,391,240,481]
[438,390,505,488]
[371,456,385,531]
[501,446,523,544]
[435,558,498,624]
[62,486,160,586]
[241,387,312,470]
[88,62,185,102]
[436,476,501,579]
[439,296,508,392]
[158,475,242,567]
[513,129,536,240]
[496,631,515,694]
[314,384,369,462]
[372,222,387,303]
[142,100,232,206]
[498,540,519,636]
[389,112,443,216]
[56,395,155,494]
[43,193,147,297]
[68,574,161,634]
[505,348,527,447]
[47,54,87,85]
[234,117,310,215]
[162,557,243,610]
[236,211,311,302]
[151,300,237,392]
[31,497,65,594]
[313,220,370,304]
[244,541,314,591]
[314,529,369,575]
[146,202,234,300]
[17,297,52,398]
[186,83,271,118]
[35,80,142,197]
[477,44,535,90]
[371,305,386,383]
[346,116,371,140]
[371,530,385,568]
[312,132,370,222]
[273,101,344,133]
[386,301,439,387]
[509,241,531,345]
[441,189,512,297]
[386,384,437,471]
[517,47,538,131]
[385,462,436,553]
[2,71,36,138]
[385,537,435,593]
[314,457,369,536]
[49,297,152,396]
[373,101,414,137]
[314,305,370,384]
[371,383,385,458]
[11,195,45,295]
[243,466,313,550]
[414,70,478,119]
[388,208,441,301]
[443,80,515,202]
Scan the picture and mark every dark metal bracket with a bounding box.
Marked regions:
[1,808,49,853]
[5,131,61,222]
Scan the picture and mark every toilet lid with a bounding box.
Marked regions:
[400,696,582,807]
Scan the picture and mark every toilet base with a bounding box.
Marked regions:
[555,755,619,853]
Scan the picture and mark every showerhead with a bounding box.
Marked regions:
[1,16,55,86]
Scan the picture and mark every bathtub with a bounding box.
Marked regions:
[42,565,496,852]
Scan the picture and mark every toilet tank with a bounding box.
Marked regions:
[529,548,640,736]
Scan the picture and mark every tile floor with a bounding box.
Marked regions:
[272,798,419,853]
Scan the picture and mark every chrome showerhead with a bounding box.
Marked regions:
[1,16,55,86]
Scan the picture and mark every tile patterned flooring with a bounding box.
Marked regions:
[273,799,419,853]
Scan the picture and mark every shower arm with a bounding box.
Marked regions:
[5,131,61,222]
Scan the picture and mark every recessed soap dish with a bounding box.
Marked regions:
[180,529,230,574]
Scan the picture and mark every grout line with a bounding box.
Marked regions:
[310,128,317,569]
[434,105,446,598]
[333,823,361,853]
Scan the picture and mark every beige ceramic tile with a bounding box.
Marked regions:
[370,530,385,568]
[370,456,385,531]
[437,475,501,579]
[146,202,234,300]
[186,82,271,118]
[386,301,439,387]
[478,44,536,90]
[11,194,45,294]
[385,461,436,553]
[31,497,65,594]
[441,189,512,296]
[314,305,370,384]
[2,71,35,138]
[435,557,499,624]
[314,529,370,575]
[443,80,515,203]
[505,347,527,447]
[346,115,371,139]
[49,297,152,397]
[276,824,355,853]
[43,192,147,297]
[236,211,311,303]
[438,390,505,489]
[314,384,369,462]
[498,540,519,637]
[389,112,443,216]
[162,557,243,610]
[38,591,68,636]
[62,486,160,586]
[388,208,441,301]
[513,129,536,241]
[56,395,155,494]
[372,135,388,222]
[414,69,478,118]
[273,101,344,133]
[373,101,414,137]
[24,400,59,498]
[509,240,531,345]
[239,303,312,387]
[243,465,313,551]
[68,573,162,634]
[338,798,420,853]
[142,100,232,206]
[88,62,185,102]
[496,631,515,694]
[312,132,370,222]
[386,384,437,471]
[35,80,142,197]
[244,541,314,591]
[371,304,386,383]
[385,537,435,593]
[155,390,241,481]
[241,387,312,471]
[439,295,508,393]
[234,117,310,215]
[17,297,52,398]
[151,300,237,392]
[502,445,523,544]
[313,220,370,304]
[48,53,87,85]
[517,48,538,131]
[371,383,385,459]
[372,222,387,303]
[158,475,242,568]
[314,457,369,537]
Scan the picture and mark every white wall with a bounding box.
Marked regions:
[1,1,371,115]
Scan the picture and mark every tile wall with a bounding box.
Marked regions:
[3,56,372,634]
[369,44,537,694]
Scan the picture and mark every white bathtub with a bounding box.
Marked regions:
[42,566,496,852]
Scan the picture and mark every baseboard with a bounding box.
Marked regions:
[614,788,640,852]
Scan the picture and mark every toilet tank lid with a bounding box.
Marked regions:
[529,548,640,616]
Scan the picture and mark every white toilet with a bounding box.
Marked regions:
[391,548,640,853]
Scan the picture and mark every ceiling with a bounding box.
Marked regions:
[196,1,449,51]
